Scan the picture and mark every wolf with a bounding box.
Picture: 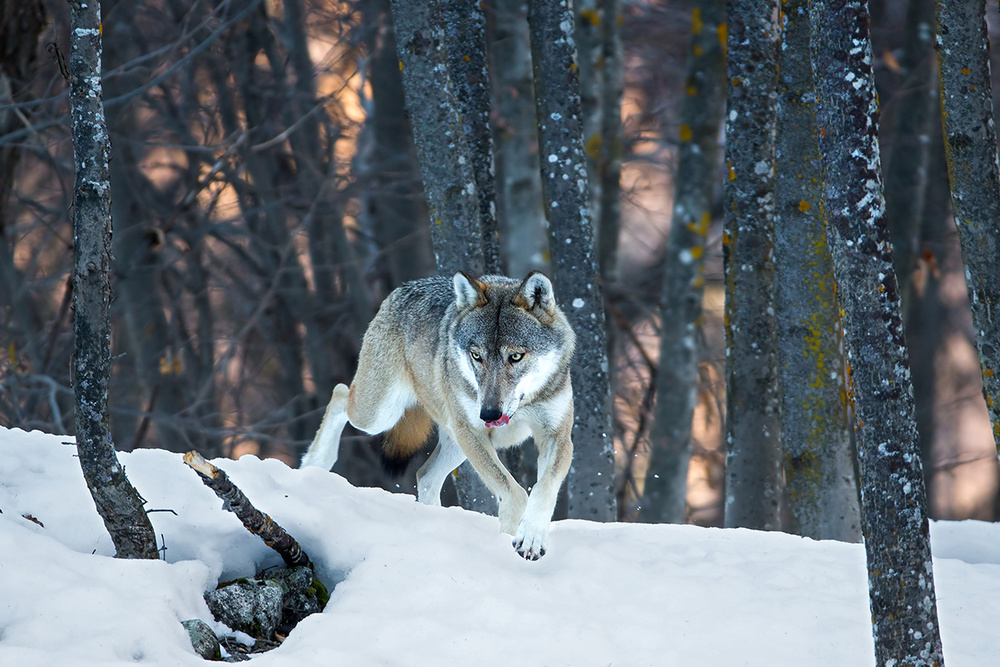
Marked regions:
[301,271,576,559]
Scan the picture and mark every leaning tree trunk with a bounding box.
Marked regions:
[528,0,617,522]
[69,0,159,561]
[722,0,784,532]
[773,0,860,542]
[640,0,726,524]
[810,0,945,664]
[390,0,494,515]
[936,0,1000,459]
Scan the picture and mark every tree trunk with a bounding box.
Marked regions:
[722,0,784,532]
[389,0,484,278]
[491,0,548,279]
[0,1,47,379]
[640,0,726,524]
[359,0,435,291]
[936,0,1000,457]
[575,0,604,239]
[441,0,501,274]
[69,0,159,561]
[883,0,936,305]
[390,0,494,514]
[773,0,861,542]
[597,0,624,283]
[528,0,617,522]
[810,0,945,663]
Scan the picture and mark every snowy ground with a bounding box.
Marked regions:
[1,426,998,666]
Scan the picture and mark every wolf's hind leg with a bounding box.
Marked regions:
[300,384,350,470]
[416,431,468,506]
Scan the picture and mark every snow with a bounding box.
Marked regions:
[1,427,999,666]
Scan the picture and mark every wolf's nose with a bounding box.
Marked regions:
[480,406,503,424]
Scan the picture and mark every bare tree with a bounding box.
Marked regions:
[69,0,159,560]
[811,0,944,662]
[773,0,860,541]
[528,0,616,521]
[722,0,783,531]
[641,0,726,524]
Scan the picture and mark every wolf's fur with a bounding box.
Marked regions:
[301,271,576,559]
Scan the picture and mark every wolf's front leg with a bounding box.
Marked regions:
[453,427,529,536]
[514,421,573,560]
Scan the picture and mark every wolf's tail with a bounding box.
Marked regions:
[379,405,435,476]
[300,384,350,470]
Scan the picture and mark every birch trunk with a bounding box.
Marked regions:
[722,0,784,531]
[811,0,945,663]
[69,0,159,560]
[528,0,617,521]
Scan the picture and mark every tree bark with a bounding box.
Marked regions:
[441,0,501,275]
[69,0,159,561]
[722,0,784,531]
[491,0,548,279]
[528,0,617,522]
[640,0,726,524]
[773,0,861,542]
[810,0,945,663]
[390,0,494,513]
[936,0,1000,455]
[390,0,484,278]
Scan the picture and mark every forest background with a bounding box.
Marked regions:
[2,0,998,528]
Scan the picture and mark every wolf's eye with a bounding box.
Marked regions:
[509,352,524,364]
[470,350,482,362]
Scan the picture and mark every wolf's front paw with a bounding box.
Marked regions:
[512,519,548,560]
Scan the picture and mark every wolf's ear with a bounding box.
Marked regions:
[453,271,488,310]
[514,271,556,318]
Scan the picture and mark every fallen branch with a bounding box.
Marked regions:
[183,452,311,568]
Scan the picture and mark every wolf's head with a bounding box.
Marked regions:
[450,271,575,429]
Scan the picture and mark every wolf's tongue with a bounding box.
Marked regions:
[485,414,510,428]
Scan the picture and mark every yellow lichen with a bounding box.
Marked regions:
[691,7,703,35]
